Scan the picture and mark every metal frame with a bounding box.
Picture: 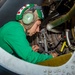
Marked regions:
[0,47,75,75]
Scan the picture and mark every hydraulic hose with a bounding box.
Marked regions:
[47,3,75,31]
[66,29,75,50]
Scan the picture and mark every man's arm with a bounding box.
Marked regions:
[4,21,53,64]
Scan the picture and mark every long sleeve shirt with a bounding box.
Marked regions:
[0,21,53,64]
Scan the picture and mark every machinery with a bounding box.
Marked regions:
[28,0,75,56]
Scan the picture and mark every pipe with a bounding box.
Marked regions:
[66,29,75,51]
[47,3,75,31]
[40,29,48,52]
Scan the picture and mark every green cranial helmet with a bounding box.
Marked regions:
[16,4,44,25]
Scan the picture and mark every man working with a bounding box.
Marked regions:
[0,4,58,64]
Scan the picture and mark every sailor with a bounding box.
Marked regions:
[0,4,58,64]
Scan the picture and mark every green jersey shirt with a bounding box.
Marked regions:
[0,21,53,64]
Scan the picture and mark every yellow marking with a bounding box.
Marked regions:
[60,41,68,52]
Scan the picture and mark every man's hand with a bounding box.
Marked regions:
[50,52,58,57]
[32,45,39,52]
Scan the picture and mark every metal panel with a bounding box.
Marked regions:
[0,47,75,75]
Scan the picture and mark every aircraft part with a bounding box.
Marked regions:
[66,29,75,51]
[47,3,75,31]
[0,0,75,75]
[0,47,75,75]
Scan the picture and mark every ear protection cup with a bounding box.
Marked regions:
[22,13,34,24]
[22,9,44,24]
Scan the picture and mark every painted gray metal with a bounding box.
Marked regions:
[0,47,75,75]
